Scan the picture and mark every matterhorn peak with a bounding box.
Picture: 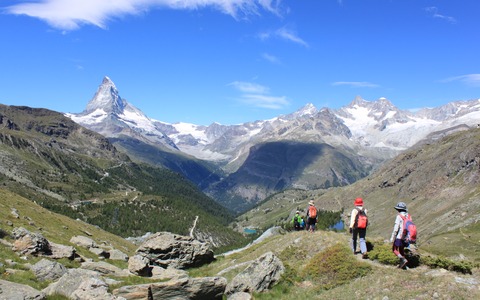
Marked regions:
[84,76,126,114]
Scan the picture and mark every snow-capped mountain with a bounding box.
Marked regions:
[65,77,480,212]
[67,77,178,151]
[69,76,480,170]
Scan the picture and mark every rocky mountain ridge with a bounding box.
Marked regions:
[68,77,480,171]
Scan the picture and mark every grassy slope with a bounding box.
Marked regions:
[190,229,480,299]
[0,188,137,257]
[236,128,480,261]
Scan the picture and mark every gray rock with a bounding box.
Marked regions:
[11,208,20,219]
[127,254,150,276]
[113,276,226,300]
[70,235,97,248]
[135,232,214,269]
[48,242,76,259]
[0,279,45,299]
[225,252,284,295]
[43,268,118,299]
[81,261,130,277]
[150,266,188,280]
[89,246,109,258]
[31,259,67,282]
[12,227,50,255]
[108,249,129,261]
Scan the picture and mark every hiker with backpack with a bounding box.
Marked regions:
[306,200,318,233]
[349,197,368,258]
[390,202,417,269]
[291,210,302,231]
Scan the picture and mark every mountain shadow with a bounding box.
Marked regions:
[109,136,223,189]
[207,141,369,213]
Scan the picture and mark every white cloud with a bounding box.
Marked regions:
[262,53,281,64]
[229,80,289,109]
[425,7,456,24]
[240,94,289,109]
[5,0,284,30]
[332,81,380,88]
[275,26,308,47]
[257,25,308,47]
[441,74,480,87]
[229,81,270,94]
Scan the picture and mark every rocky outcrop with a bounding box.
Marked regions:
[134,232,214,270]
[5,228,284,299]
[0,279,45,299]
[11,227,76,260]
[113,276,227,300]
[225,252,284,295]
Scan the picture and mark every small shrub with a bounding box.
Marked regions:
[302,243,371,290]
[367,240,399,265]
[420,255,475,274]
[368,240,420,268]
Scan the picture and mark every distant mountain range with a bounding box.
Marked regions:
[67,77,480,212]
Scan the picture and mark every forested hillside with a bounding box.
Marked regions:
[0,104,247,249]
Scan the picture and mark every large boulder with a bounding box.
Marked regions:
[0,279,45,299]
[127,254,151,276]
[225,252,284,295]
[12,227,50,256]
[109,249,129,261]
[31,259,67,282]
[42,268,118,299]
[49,242,76,259]
[113,276,226,300]
[135,232,214,269]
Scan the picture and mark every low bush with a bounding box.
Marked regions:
[302,243,371,290]
[420,255,476,274]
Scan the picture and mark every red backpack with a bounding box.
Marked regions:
[400,213,417,244]
[308,206,317,219]
[354,208,368,229]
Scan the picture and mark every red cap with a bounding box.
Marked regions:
[354,197,364,206]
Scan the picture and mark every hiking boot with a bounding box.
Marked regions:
[362,252,368,259]
[398,258,408,269]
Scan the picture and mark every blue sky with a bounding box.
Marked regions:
[1,0,479,125]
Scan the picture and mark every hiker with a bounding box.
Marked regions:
[349,197,368,258]
[300,216,305,230]
[291,210,302,231]
[390,202,409,269]
[306,200,318,233]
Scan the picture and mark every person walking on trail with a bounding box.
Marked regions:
[291,210,302,231]
[390,202,409,269]
[349,197,368,258]
[306,200,318,233]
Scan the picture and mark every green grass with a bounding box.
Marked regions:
[302,243,371,290]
